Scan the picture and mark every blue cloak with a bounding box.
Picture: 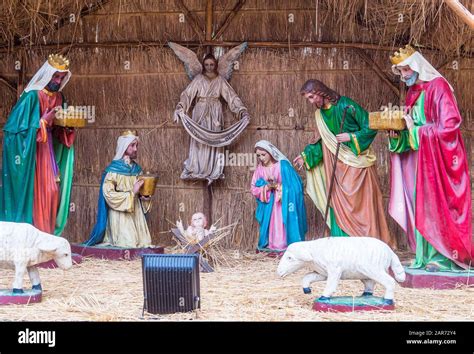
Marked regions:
[255,160,307,250]
[84,159,142,246]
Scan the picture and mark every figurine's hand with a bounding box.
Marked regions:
[241,111,250,121]
[140,195,151,201]
[174,105,184,123]
[403,114,414,130]
[133,179,144,194]
[41,108,58,125]
[388,130,399,138]
[336,133,351,143]
[176,220,184,231]
[293,155,304,170]
[173,112,180,123]
[268,183,277,190]
[209,225,217,233]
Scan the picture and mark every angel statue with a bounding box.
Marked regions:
[169,42,251,184]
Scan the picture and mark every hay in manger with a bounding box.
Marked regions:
[170,219,240,271]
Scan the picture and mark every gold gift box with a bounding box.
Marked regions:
[369,110,406,131]
[54,106,87,128]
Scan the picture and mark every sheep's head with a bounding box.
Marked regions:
[277,243,310,277]
[52,239,73,270]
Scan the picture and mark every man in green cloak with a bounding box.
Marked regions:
[294,79,396,249]
[0,54,75,235]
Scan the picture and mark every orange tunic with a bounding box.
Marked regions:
[33,90,62,233]
[321,143,394,248]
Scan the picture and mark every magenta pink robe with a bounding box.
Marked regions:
[251,162,287,250]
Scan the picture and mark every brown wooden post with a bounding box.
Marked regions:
[444,0,474,30]
[176,0,205,41]
[203,0,214,224]
[202,182,213,229]
[2,41,456,55]
[213,0,246,39]
[205,0,213,53]
[355,48,400,98]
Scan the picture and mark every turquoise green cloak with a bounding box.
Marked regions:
[0,90,74,236]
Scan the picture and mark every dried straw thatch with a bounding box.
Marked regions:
[0,1,472,55]
[0,1,105,49]
[0,1,472,251]
[0,250,472,321]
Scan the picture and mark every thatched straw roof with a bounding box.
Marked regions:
[0,0,472,57]
[0,1,94,49]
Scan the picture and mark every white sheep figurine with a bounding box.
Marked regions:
[0,222,72,294]
[277,237,406,305]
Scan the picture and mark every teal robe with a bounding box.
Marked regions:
[0,90,74,235]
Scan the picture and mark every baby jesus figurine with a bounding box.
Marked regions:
[176,212,217,244]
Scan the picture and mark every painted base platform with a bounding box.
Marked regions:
[313,296,395,312]
[0,289,42,305]
[71,244,164,260]
[37,253,83,269]
[400,267,473,289]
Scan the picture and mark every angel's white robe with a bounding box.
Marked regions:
[178,74,247,183]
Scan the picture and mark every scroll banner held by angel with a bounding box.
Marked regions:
[169,42,250,184]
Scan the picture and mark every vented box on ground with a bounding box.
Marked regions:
[142,254,200,314]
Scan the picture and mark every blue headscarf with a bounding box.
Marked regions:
[254,141,307,250]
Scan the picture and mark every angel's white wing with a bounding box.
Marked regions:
[217,42,248,81]
[168,42,202,80]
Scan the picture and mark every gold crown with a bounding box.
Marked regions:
[48,54,70,70]
[390,45,416,65]
[121,130,138,137]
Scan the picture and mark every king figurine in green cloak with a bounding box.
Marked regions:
[0,54,75,236]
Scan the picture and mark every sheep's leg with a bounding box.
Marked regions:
[367,271,396,304]
[27,266,42,291]
[301,272,326,294]
[12,262,27,294]
[361,279,375,296]
[321,269,342,299]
